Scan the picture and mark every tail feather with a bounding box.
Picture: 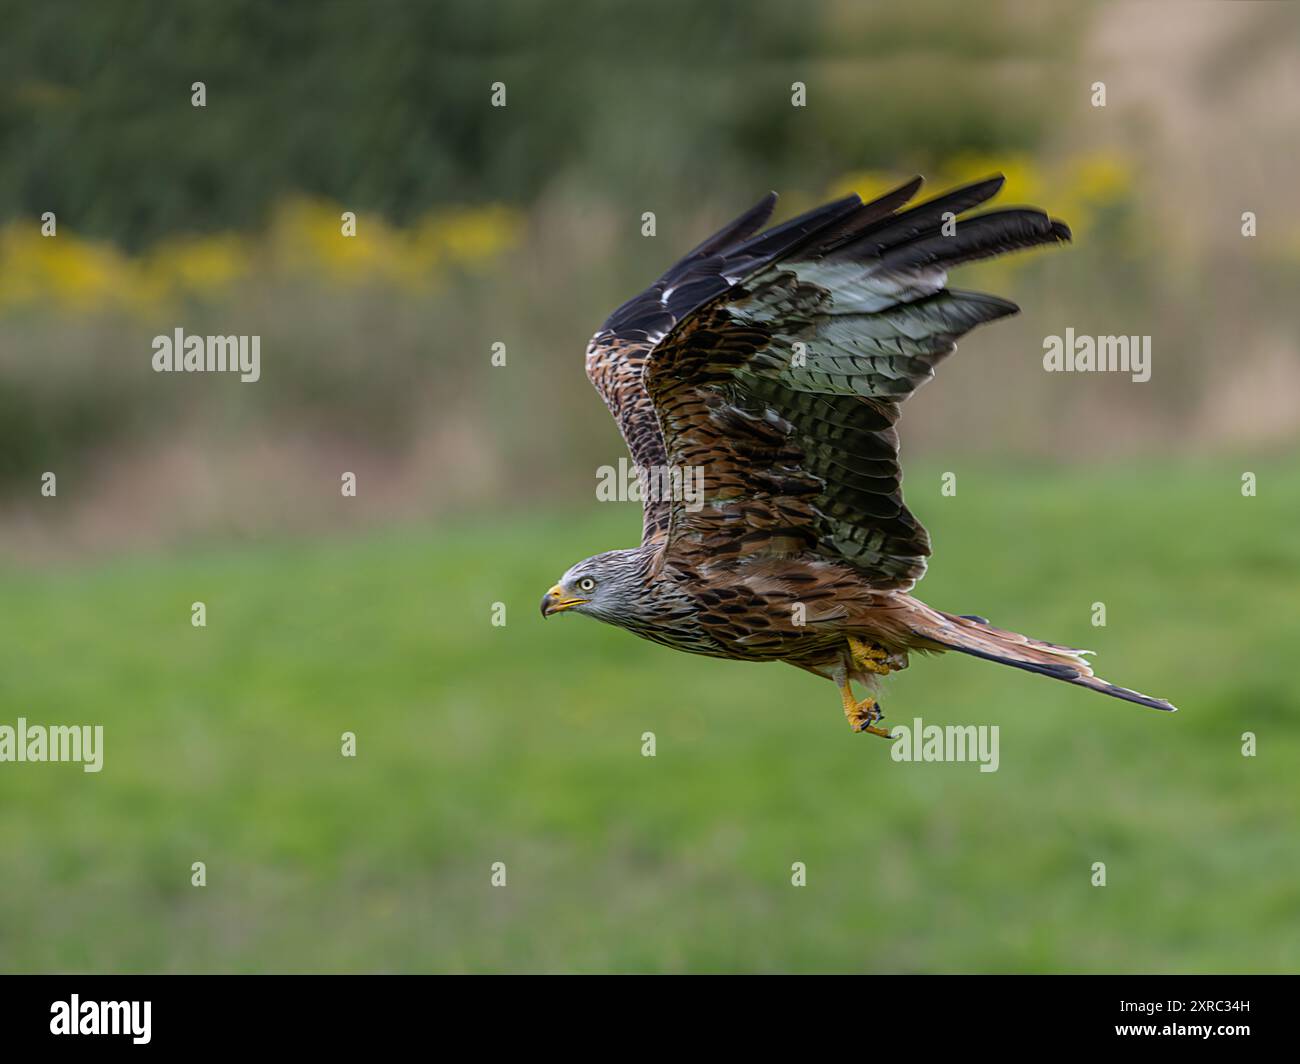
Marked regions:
[914,609,1177,712]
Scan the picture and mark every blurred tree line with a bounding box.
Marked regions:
[0,0,1077,248]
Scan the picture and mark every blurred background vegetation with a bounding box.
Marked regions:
[0,0,1297,972]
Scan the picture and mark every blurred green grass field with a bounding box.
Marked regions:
[1,459,1297,973]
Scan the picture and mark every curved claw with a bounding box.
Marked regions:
[837,664,896,740]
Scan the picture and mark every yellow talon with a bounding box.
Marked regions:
[839,676,894,739]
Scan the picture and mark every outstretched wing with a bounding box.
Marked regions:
[633,175,1070,590]
[585,187,922,544]
[585,192,783,543]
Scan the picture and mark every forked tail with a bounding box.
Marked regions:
[909,605,1177,712]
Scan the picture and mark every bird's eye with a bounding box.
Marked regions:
[578,577,596,592]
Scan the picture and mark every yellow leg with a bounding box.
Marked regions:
[839,675,894,739]
[848,635,893,676]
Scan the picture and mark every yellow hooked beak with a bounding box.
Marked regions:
[540,584,588,618]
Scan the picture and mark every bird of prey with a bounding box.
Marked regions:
[541,175,1176,736]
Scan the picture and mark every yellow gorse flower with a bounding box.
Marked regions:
[0,200,521,314]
